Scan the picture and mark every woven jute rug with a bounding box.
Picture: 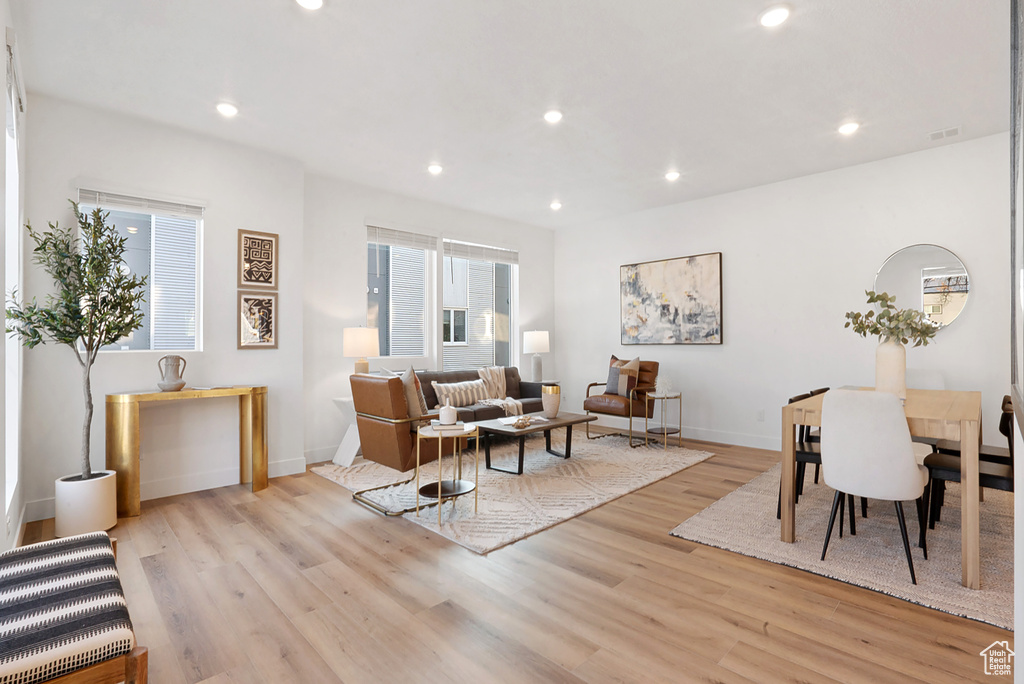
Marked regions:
[313,434,713,555]
[671,463,1013,629]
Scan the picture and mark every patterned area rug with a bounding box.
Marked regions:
[313,434,714,555]
[671,463,1013,629]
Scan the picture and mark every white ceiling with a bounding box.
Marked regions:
[8,0,1010,230]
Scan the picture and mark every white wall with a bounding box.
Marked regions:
[302,173,555,463]
[20,96,306,520]
[555,134,1010,450]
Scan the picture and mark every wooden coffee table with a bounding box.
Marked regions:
[475,411,597,475]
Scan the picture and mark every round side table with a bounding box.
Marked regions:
[416,423,481,524]
[645,393,683,449]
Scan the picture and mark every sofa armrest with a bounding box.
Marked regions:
[520,381,557,399]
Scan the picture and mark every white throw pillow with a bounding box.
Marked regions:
[431,378,489,408]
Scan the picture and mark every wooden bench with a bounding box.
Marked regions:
[0,531,147,684]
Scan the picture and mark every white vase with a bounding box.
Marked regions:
[54,470,117,537]
[542,385,561,418]
[875,338,907,401]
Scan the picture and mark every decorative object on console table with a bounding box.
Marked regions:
[343,326,379,373]
[542,384,561,418]
[6,202,147,536]
[844,290,937,401]
[157,354,187,391]
[621,252,722,345]
[239,290,278,349]
[237,228,278,289]
[523,330,549,381]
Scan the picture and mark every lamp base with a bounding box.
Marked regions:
[354,358,369,374]
[531,354,543,382]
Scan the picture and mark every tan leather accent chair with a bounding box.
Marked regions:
[582,359,659,447]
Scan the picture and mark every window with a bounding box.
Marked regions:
[441,239,517,371]
[443,308,467,344]
[78,190,202,351]
[367,225,435,357]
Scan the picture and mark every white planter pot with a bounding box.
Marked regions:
[875,339,907,401]
[55,470,117,537]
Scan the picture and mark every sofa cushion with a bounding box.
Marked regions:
[418,367,523,408]
[432,378,489,408]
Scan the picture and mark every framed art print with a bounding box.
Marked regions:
[238,290,278,349]
[238,229,278,289]
[620,252,722,345]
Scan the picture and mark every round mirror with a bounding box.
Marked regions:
[874,244,969,329]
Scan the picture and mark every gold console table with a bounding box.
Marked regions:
[105,386,268,517]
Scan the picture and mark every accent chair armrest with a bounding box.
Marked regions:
[586,381,608,398]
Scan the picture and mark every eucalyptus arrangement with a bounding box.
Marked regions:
[6,201,147,481]
[844,290,937,347]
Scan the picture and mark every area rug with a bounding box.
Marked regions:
[671,463,1012,629]
[313,434,714,555]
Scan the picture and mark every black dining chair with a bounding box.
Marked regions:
[925,395,1014,528]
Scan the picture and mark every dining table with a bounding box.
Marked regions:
[780,388,984,589]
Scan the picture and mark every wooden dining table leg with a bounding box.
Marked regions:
[781,403,796,543]
[961,417,981,589]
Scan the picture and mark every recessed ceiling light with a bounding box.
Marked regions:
[544,110,563,124]
[758,5,790,28]
[427,164,443,175]
[838,122,860,135]
[296,0,323,9]
[550,201,562,211]
[665,171,681,182]
[216,102,238,118]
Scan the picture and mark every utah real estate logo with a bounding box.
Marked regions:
[980,641,1013,676]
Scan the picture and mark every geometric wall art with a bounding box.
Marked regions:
[238,290,278,349]
[238,229,278,289]
[620,252,722,345]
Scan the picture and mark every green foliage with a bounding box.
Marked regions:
[6,201,147,478]
[844,290,937,348]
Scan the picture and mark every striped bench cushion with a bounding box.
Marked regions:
[0,532,135,684]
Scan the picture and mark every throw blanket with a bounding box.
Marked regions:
[480,397,524,416]
[477,366,522,415]
[477,366,507,399]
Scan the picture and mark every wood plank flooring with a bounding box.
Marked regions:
[23,438,1011,683]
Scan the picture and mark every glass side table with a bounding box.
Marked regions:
[645,393,682,449]
[416,423,480,524]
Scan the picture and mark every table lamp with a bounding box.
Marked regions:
[523,330,549,382]
[343,327,379,374]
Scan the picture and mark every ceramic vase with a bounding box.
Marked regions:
[542,385,561,418]
[439,400,457,425]
[54,470,117,537]
[875,338,907,401]
[158,354,187,392]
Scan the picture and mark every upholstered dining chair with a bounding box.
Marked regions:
[583,356,658,447]
[819,389,932,584]
[925,394,1014,529]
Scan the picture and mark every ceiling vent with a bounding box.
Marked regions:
[928,126,962,142]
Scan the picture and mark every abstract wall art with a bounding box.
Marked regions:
[238,229,278,289]
[238,290,278,349]
[620,252,722,345]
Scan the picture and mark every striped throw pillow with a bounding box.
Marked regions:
[431,378,489,408]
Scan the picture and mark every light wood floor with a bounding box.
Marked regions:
[24,438,1010,683]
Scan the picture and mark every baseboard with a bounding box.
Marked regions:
[22,458,309,523]
[303,445,336,465]
[590,416,780,452]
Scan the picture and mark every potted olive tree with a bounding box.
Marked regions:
[844,290,937,401]
[6,202,146,536]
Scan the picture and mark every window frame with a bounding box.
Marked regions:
[442,307,469,346]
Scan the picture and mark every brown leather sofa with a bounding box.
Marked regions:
[582,360,659,447]
[350,366,546,473]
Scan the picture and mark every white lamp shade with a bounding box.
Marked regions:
[343,327,380,358]
[523,330,550,354]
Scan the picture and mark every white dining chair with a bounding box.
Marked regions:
[819,389,932,584]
